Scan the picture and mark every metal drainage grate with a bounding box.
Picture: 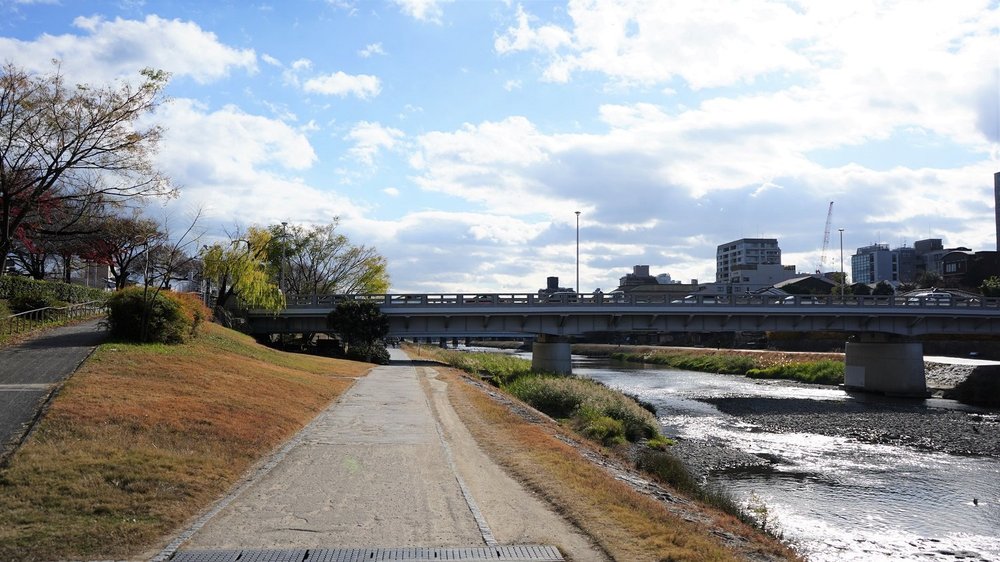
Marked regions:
[170,546,564,562]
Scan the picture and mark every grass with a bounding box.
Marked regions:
[0,322,370,561]
[609,347,845,385]
[410,345,667,447]
[441,367,799,561]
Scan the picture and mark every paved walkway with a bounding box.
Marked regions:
[168,349,606,562]
[0,319,106,462]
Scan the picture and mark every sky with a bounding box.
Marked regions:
[1,0,998,293]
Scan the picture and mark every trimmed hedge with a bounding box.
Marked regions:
[0,276,107,306]
[105,287,211,344]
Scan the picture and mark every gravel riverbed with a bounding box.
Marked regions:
[667,362,1000,477]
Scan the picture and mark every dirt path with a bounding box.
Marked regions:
[172,349,606,560]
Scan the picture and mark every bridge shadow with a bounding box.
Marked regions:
[387,358,445,368]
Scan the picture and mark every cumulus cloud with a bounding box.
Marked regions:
[358,42,385,58]
[0,14,256,83]
[147,99,373,229]
[345,121,405,165]
[303,71,381,99]
[391,0,452,23]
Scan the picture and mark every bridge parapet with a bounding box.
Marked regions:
[284,292,1000,310]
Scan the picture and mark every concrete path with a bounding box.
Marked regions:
[0,319,106,462]
[174,349,606,561]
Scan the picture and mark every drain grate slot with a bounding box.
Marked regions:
[171,546,563,562]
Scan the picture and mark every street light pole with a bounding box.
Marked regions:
[280,221,288,293]
[575,211,581,294]
[839,228,845,299]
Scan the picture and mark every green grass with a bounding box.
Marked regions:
[612,349,845,385]
[746,359,844,385]
[611,351,758,375]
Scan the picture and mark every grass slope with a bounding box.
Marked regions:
[443,369,799,561]
[0,323,369,561]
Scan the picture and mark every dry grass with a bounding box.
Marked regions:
[443,368,800,562]
[0,323,369,561]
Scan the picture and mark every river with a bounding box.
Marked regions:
[568,355,1000,562]
[470,344,1000,561]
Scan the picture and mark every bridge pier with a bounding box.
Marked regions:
[531,335,572,375]
[844,335,927,397]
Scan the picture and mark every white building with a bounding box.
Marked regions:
[715,238,797,293]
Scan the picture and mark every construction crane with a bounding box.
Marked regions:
[817,201,834,274]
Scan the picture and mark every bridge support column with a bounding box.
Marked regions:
[532,335,572,375]
[844,336,927,397]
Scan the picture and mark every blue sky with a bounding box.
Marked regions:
[2,0,998,292]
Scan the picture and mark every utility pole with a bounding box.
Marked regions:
[839,228,845,299]
[575,211,581,294]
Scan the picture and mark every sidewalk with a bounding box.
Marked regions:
[0,319,106,463]
[166,348,606,562]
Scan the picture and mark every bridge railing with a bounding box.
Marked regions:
[281,292,1000,310]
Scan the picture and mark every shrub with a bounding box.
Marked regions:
[8,293,64,314]
[346,341,391,365]
[105,288,207,344]
[506,375,661,442]
[574,406,626,446]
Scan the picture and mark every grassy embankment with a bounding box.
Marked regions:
[581,345,846,385]
[410,345,799,561]
[0,322,370,561]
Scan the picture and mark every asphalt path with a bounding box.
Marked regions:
[170,348,606,561]
[0,319,106,462]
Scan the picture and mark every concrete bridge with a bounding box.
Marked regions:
[246,292,1000,397]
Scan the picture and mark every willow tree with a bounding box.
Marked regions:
[203,226,284,314]
[0,63,174,276]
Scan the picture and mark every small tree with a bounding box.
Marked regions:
[981,276,1000,297]
[327,300,390,364]
[916,271,943,289]
[872,281,894,295]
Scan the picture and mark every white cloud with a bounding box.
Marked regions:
[358,42,385,58]
[303,71,381,99]
[383,187,401,197]
[261,53,281,66]
[495,4,572,54]
[503,79,522,91]
[147,99,365,228]
[391,0,452,23]
[345,121,405,165]
[0,15,256,83]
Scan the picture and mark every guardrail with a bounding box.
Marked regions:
[1,301,106,337]
[283,293,1000,309]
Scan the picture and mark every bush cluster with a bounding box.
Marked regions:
[1,276,107,313]
[346,341,391,365]
[504,375,661,445]
[105,288,211,344]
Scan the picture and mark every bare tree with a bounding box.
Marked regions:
[79,211,163,288]
[0,62,175,276]
[269,221,389,295]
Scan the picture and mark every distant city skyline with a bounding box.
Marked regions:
[1,1,997,292]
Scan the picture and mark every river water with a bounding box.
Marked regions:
[566,356,1000,562]
[471,344,1000,561]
